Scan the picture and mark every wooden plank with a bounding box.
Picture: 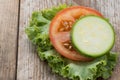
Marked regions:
[17,0,71,80]
[0,0,19,80]
[17,0,120,80]
[74,0,120,80]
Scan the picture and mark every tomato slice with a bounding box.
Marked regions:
[49,6,103,61]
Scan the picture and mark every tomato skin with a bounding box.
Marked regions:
[49,6,103,61]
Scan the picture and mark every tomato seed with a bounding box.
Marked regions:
[65,25,69,30]
[59,20,74,32]
[69,21,73,25]
[59,28,65,31]
[68,45,72,50]
[62,21,68,27]
[63,43,69,46]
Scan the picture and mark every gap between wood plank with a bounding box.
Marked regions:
[15,0,21,80]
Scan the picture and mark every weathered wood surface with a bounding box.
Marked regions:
[17,0,71,80]
[0,0,120,80]
[0,0,19,80]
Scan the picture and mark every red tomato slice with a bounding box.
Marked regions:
[49,6,103,61]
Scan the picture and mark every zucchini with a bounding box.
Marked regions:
[71,16,115,58]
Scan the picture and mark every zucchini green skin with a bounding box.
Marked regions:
[71,15,115,58]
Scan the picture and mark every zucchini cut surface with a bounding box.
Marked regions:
[71,16,115,58]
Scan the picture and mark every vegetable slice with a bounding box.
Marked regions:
[49,6,103,61]
[71,16,115,58]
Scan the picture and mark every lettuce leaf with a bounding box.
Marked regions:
[25,4,68,52]
[37,48,117,80]
[25,4,118,80]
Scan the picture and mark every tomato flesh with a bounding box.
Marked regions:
[49,6,103,61]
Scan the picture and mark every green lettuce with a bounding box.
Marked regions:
[25,4,68,52]
[37,48,117,80]
[25,4,118,80]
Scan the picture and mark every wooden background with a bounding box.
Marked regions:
[0,0,120,80]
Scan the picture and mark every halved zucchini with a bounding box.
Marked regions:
[71,16,115,58]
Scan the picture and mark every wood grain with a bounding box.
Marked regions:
[17,0,120,80]
[17,0,71,80]
[0,0,19,80]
